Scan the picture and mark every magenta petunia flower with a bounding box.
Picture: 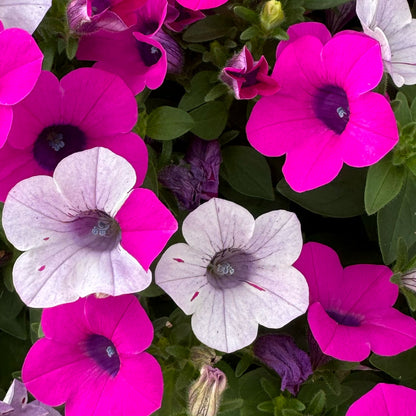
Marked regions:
[0,22,43,147]
[0,379,60,416]
[165,0,205,32]
[67,0,147,34]
[294,242,416,362]
[346,383,416,415]
[220,46,279,100]
[2,147,178,308]
[22,294,163,416]
[77,0,168,95]
[175,0,227,10]
[0,67,147,202]
[155,198,309,353]
[246,22,399,192]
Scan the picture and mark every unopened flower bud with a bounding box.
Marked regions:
[260,0,285,32]
[188,365,227,416]
[190,345,221,368]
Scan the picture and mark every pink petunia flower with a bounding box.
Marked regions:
[2,147,178,308]
[0,379,60,416]
[77,0,168,95]
[175,0,227,11]
[155,198,309,353]
[165,0,205,32]
[346,383,416,415]
[220,46,279,100]
[246,22,399,192]
[294,242,416,362]
[67,0,147,34]
[22,294,163,416]
[0,67,147,202]
[0,22,43,147]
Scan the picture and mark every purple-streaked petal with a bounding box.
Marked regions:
[53,147,136,215]
[3,379,28,409]
[181,198,255,257]
[155,243,209,315]
[115,188,178,270]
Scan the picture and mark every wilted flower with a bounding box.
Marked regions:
[356,0,416,86]
[346,384,416,415]
[246,22,398,192]
[260,0,285,32]
[188,365,227,416]
[2,147,177,308]
[254,334,312,395]
[0,1,51,33]
[190,345,221,368]
[0,379,60,416]
[156,198,309,353]
[295,242,416,362]
[22,295,163,416]
[165,0,205,32]
[220,46,279,100]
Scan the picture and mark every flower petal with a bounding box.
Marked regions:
[0,104,12,148]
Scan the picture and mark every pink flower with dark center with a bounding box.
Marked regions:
[0,67,147,202]
[246,22,399,192]
[67,0,148,34]
[165,0,205,32]
[346,383,416,415]
[2,147,178,308]
[294,242,416,362]
[77,0,168,94]
[220,46,279,100]
[22,294,163,416]
[175,0,228,10]
[0,21,43,147]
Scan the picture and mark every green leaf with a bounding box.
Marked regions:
[66,36,78,60]
[364,154,405,215]
[281,410,303,416]
[183,15,235,42]
[271,27,289,40]
[392,92,412,127]
[260,377,281,400]
[190,101,228,140]
[306,390,326,416]
[304,0,350,9]
[233,6,259,24]
[205,83,229,102]
[378,172,416,264]
[219,398,244,413]
[402,286,416,311]
[240,26,261,41]
[235,355,253,377]
[257,400,275,413]
[277,166,366,218]
[179,71,218,111]
[221,146,274,200]
[146,106,194,140]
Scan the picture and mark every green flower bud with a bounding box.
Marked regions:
[260,0,285,32]
[188,365,227,416]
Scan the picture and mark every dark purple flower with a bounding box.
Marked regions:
[165,0,205,32]
[154,30,184,74]
[254,334,313,395]
[220,46,279,100]
[325,0,356,34]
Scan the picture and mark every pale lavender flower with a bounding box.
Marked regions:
[155,198,309,353]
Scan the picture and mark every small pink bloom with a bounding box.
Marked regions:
[22,294,163,416]
[77,0,168,94]
[0,23,43,147]
[346,383,416,415]
[220,46,279,100]
[0,67,146,201]
[294,242,416,362]
[246,22,399,192]
[175,0,228,10]
[2,147,178,307]
[165,0,205,32]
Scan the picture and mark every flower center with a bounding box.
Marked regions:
[313,85,350,135]
[227,67,260,88]
[90,0,110,15]
[70,210,121,252]
[326,310,361,327]
[84,334,120,377]
[137,40,162,67]
[33,124,87,171]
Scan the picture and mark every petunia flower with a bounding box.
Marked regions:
[22,294,163,416]
[155,198,309,353]
[356,0,416,87]
[220,46,279,100]
[246,22,398,192]
[77,0,168,95]
[2,147,178,308]
[346,383,416,415]
[175,0,227,10]
[67,0,147,34]
[294,242,416,362]
[0,67,147,202]
[253,334,312,395]
[0,379,60,416]
[165,0,205,32]
[0,22,43,147]
[325,0,356,34]
[0,1,51,34]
